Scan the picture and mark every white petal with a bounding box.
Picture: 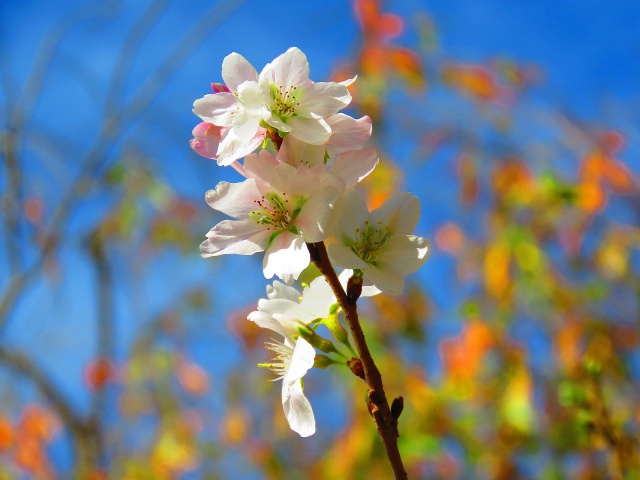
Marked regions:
[276,134,326,167]
[297,82,351,117]
[362,265,405,296]
[200,219,270,256]
[334,189,369,243]
[267,281,302,302]
[339,75,357,87]
[286,337,315,382]
[236,80,263,113]
[282,379,316,437]
[371,192,421,235]
[247,311,301,341]
[241,149,280,182]
[216,128,266,166]
[376,235,430,275]
[329,148,379,187]
[271,47,310,90]
[327,243,368,270]
[300,276,336,318]
[193,93,238,126]
[258,298,313,324]
[288,116,331,144]
[326,114,372,155]
[296,187,340,243]
[205,179,260,219]
[222,52,259,91]
[262,234,310,284]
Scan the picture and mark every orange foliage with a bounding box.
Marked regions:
[436,223,466,256]
[176,360,210,396]
[440,320,494,381]
[442,64,502,102]
[84,357,115,391]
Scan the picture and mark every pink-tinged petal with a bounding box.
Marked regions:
[362,265,405,296]
[297,82,351,117]
[288,116,331,144]
[285,337,315,382]
[211,82,230,93]
[263,233,310,284]
[327,243,368,270]
[296,187,340,243]
[266,281,302,302]
[329,148,379,187]
[371,192,420,235]
[334,189,369,242]
[200,219,270,256]
[190,122,225,159]
[242,149,281,182]
[271,47,310,90]
[282,379,316,437]
[277,134,326,167]
[205,179,260,218]
[376,235,430,275]
[221,52,259,91]
[216,128,265,166]
[193,93,238,126]
[326,114,372,155]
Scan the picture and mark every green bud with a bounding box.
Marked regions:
[323,312,352,351]
[297,326,339,354]
[314,354,336,369]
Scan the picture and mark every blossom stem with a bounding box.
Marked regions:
[306,241,408,479]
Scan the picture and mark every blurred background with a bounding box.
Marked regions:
[1,0,640,478]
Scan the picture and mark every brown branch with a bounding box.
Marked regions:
[306,241,408,479]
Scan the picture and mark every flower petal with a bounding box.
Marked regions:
[216,128,266,166]
[362,265,405,295]
[267,281,302,302]
[193,93,238,126]
[262,233,310,284]
[371,192,421,235]
[297,82,351,117]
[286,337,316,382]
[376,235,431,275]
[282,379,316,437]
[277,134,326,167]
[205,179,260,218]
[296,186,340,243]
[288,116,331,144]
[326,114,372,155]
[221,52,259,92]
[329,148,379,187]
[270,47,310,91]
[200,219,270,256]
[190,122,225,159]
[327,243,368,270]
[334,188,369,243]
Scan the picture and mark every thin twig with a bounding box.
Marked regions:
[307,241,408,479]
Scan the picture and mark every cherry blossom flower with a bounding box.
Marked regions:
[200,150,342,284]
[259,47,352,144]
[192,53,267,165]
[248,270,380,335]
[328,189,430,295]
[260,337,316,437]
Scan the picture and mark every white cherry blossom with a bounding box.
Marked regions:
[259,47,352,144]
[200,150,342,284]
[192,53,267,165]
[328,189,430,295]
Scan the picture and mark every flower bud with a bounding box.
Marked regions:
[297,326,339,354]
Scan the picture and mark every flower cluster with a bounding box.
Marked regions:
[192,47,430,436]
